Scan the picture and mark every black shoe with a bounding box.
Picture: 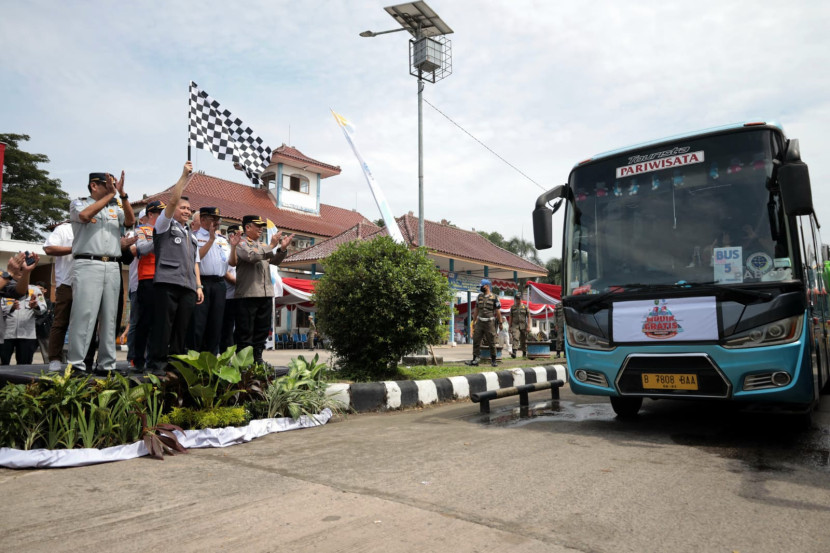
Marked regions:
[92,367,116,377]
[491,359,498,367]
[510,351,516,359]
[465,358,480,366]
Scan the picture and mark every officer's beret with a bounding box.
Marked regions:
[242,215,266,227]
[480,278,491,287]
[89,173,108,184]
[200,206,220,217]
[146,200,166,213]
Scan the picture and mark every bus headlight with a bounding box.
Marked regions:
[566,327,613,351]
[722,315,802,349]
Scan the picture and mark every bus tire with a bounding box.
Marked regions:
[610,396,643,418]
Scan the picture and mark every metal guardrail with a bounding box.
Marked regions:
[470,379,564,413]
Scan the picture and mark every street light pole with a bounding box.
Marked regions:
[418,75,425,246]
[360,1,453,248]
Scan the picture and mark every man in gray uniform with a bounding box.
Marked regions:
[190,206,230,354]
[146,162,203,375]
[229,215,293,365]
[67,171,135,374]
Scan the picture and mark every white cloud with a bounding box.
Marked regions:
[2,0,830,262]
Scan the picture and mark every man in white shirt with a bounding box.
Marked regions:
[1,285,47,365]
[189,207,230,354]
[42,221,74,371]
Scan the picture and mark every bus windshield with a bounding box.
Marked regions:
[564,128,793,295]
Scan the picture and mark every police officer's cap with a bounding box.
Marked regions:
[480,278,491,287]
[89,173,108,184]
[146,200,166,213]
[242,215,266,227]
[200,206,220,217]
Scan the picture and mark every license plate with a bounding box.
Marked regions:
[641,373,698,390]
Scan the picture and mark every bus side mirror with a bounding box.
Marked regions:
[779,162,813,216]
[533,206,553,249]
[533,185,566,250]
[779,138,813,216]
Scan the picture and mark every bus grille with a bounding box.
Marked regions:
[615,354,731,399]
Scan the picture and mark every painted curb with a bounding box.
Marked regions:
[327,364,569,413]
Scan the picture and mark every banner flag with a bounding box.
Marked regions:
[265,219,283,297]
[0,142,5,219]
[331,110,405,244]
[188,81,272,186]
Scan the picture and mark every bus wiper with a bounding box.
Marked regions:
[580,283,664,310]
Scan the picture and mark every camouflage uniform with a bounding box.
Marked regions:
[554,303,565,357]
[472,291,501,363]
[509,300,529,357]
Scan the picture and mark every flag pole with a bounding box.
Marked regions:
[187,82,192,162]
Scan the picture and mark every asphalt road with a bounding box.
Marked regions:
[1,389,828,553]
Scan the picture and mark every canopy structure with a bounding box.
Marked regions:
[275,276,316,311]
[454,298,556,320]
[527,281,562,305]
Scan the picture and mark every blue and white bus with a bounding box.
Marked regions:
[533,121,830,418]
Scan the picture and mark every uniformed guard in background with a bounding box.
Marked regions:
[190,206,230,354]
[146,162,203,376]
[67,171,136,374]
[466,278,501,367]
[554,303,565,358]
[509,291,529,358]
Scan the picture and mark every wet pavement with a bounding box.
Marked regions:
[473,394,830,474]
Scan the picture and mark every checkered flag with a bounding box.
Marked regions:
[188,81,272,186]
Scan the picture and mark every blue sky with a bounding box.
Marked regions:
[2,0,829,260]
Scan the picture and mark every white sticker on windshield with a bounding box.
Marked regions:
[713,247,743,284]
[616,150,705,179]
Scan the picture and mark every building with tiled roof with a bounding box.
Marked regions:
[134,144,361,245]
[283,213,547,282]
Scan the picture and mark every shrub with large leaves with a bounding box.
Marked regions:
[168,346,252,410]
[314,237,453,380]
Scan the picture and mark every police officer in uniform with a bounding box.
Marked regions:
[67,171,136,374]
[509,291,530,358]
[229,215,294,365]
[466,278,502,367]
[554,303,565,358]
[190,207,230,354]
[146,162,204,375]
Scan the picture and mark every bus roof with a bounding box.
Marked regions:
[577,120,783,167]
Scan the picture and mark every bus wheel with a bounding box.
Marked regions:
[610,396,643,418]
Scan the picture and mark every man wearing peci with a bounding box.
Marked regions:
[229,215,293,365]
[67,171,136,374]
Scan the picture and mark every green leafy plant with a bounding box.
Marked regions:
[265,354,344,420]
[168,346,252,409]
[314,236,454,381]
[160,406,248,429]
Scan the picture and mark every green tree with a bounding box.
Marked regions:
[545,257,562,285]
[314,237,454,381]
[1,134,70,241]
